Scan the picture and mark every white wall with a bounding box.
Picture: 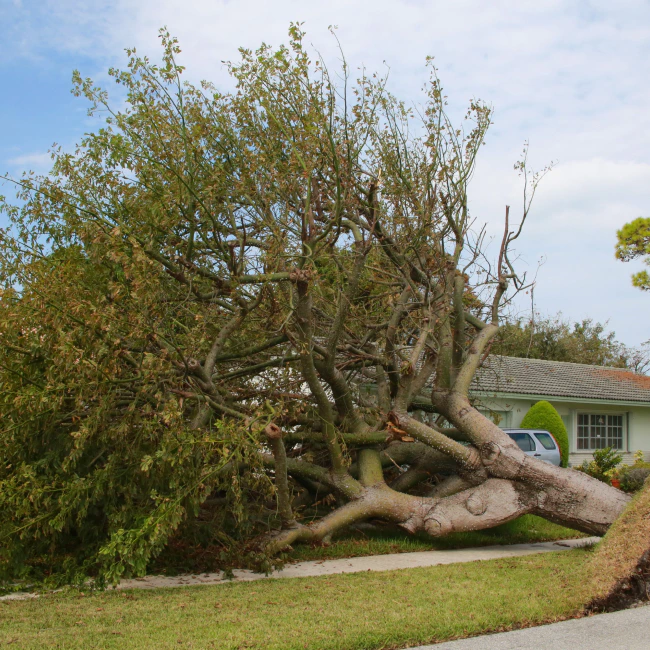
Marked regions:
[474,394,650,467]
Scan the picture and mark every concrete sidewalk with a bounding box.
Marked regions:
[0,536,596,600]
[115,537,596,591]
[410,604,650,649]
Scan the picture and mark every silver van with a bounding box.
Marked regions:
[502,429,561,466]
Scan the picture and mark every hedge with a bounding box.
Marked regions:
[520,400,569,467]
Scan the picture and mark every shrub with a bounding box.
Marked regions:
[593,446,624,474]
[575,446,624,483]
[520,401,569,467]
[614,452,650,492]
[620,467,650,493]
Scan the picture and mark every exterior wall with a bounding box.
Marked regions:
[473,394,650,467]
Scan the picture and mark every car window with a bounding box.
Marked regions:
[507,432,535,452]
[534,432,556,450]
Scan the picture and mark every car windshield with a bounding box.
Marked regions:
[507,432,535,452]
[534,432,556,450]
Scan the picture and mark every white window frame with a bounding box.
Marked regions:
[575,411,626,451]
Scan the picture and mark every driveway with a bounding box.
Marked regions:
[409,604,650,649]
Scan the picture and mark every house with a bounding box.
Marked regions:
[471,356,650,466]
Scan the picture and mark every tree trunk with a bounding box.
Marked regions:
[266,395,630,553]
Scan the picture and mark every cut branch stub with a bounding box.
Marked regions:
[187,358,201,372]
[479,441,502,466]
[386,411,410,441]
[466,490,488,516]
[288,268,314,284]
[264,423,284,439]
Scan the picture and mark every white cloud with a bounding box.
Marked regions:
[3,0,650,344]
[531,160,650,230]
[469,158,650,233]
[6,151,53,172]
[479,158,650,344]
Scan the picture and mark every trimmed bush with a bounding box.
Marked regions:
[520,400,569,467]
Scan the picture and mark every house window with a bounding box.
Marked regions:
[577,414,624,450]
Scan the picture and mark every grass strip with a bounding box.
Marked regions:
[285,514,585,562]
[0,548,593,650]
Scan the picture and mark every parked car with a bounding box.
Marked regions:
[501,428,562,466]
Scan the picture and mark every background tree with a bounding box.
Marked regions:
[616,217,650,291]
[0,27,630,587]
[492,313,648,372]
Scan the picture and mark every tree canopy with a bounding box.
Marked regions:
[616,217,650,291]
[492,314,649,373]
[0,27,630,589]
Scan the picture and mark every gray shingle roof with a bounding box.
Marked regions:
[472,356,650,404]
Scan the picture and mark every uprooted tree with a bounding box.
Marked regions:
[0,27,631,585]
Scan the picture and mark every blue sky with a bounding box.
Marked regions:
[2,0,649,346]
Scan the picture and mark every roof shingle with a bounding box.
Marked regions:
[472,356,650,404]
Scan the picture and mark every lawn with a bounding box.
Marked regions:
[285,514,586,562]
[0,549,594,650]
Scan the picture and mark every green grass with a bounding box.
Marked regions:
[285,514,586,562]
[0,549,593,650]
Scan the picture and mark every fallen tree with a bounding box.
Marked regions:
[0,27,630,585]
